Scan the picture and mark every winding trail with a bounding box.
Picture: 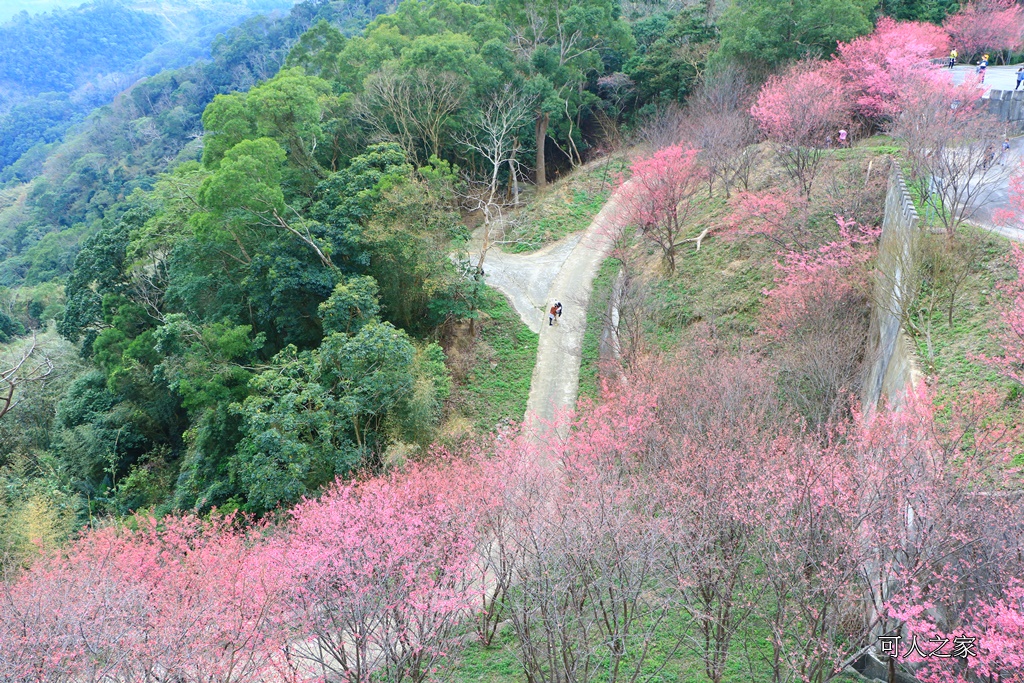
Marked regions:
[469,187,626,441]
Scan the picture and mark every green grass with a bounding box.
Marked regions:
[449,607,868,683]
[507,155,630,254]
[579,256,621,400]
[644,218,776,352]
[452,286,538,432]
[452,626,522,683]
[911,226,1018,405]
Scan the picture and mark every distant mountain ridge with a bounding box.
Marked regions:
[0,0,299,175]
[0,0,398,285]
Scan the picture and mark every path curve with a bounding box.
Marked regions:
[469,187,627,441]
[522,193,624,438]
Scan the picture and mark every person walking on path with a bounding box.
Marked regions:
[548,304,558,326]
[949,49,957,69]
[1001,138,1011,166]
[978,58,988,83]
[555,301,562,321]
[1017,67,1024,90]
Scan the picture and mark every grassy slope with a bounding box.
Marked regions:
[908,226,1023,443]
[893,149,1021,416]
[451,142,902,683]
[448,285,538,433]
[507,154,629,253]
[579,256,620,400]
[577,196,778,392]
[451,613,866,683]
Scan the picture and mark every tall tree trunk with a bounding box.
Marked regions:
[535,112,549,188]
[509,137,521,205]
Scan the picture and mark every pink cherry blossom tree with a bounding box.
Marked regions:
[0,515,289,683]
[945,0,1024,63]
[275,462,478,683]
[617,144,707,272]
[751,64,851,198]
[823,17,950,129]
[761,217,878,427]
[888,75,1007,239]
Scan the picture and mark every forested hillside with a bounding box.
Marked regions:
[0,0,316,177]
[2,0,1018,529]
[3,0,1024,678]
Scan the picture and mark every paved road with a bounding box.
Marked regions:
[522,193,624,439]
[949,63,1023,93]
[937,64,1024,241]
[468,187,627,441]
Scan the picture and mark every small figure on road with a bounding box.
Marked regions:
[1000,138,1011,165]
[983,143,995,170]
[948,49,957,69]
[555,301,563,320]
[838,129,848,147]
[978,59,987,83]
[549,304,558,326]
[1017,67,1023,90]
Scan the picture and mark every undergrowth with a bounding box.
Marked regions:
[447,286,537,433]
[508,154,629,253]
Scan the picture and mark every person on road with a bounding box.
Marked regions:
[949,49,957,69]
[555,301,563,320]
[1017,67,1024,90]
[1001,138,1011,165]
[548,304,558,326]
[978,58,987,83]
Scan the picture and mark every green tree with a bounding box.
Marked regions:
[284,19,349,82]
[718,0,877,71]
[152,315,265,511]
[202,69,353,191]
[625,10,718,105]
[232,317,420,512]
[496,0,634,185]
[0,311,24,344]
[880,0,958,23]
[363,158,475,332]
[318,275,381,335]
[311,142,413,268]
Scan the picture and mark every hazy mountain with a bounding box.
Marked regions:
[0,0,299,174]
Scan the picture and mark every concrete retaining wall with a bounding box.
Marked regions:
[986,89,1024,131]
[862,163,923,412]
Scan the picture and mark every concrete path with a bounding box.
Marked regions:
[468,232,584,334]
[468,188,626,439]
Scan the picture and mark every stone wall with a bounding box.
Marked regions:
[862,162,923,412]
[986,89,1024,131]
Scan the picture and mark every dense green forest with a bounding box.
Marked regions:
[0,0,316,177]
[0,0,977,532]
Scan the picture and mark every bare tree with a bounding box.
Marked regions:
[637,101,687,150]
[888,80,1009,238]
[358,67,467,166]
[685,70,761,198]
[458,84,537,275]
[506,455,685,683]
[1,334,56,420]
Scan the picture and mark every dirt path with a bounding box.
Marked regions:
[469,189,626,443]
